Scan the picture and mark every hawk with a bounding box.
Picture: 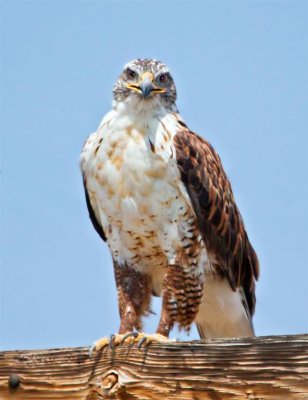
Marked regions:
[80,59,259,349]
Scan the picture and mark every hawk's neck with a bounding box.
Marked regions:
[111,99,178,131]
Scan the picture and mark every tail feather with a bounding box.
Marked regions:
[195,274,255,339]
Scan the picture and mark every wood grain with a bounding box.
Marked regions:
[0,334,307,399]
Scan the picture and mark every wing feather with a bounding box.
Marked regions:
[174,124,259,315]
[83,178,106,242]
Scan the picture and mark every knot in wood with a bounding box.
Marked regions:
[89,371,120,399]
[101,372,118,392]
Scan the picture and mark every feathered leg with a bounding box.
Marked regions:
[157,262,204,337]
[115,261,151,334]
[90,261,152,354]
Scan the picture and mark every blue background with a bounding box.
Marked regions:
[1,1,307,350]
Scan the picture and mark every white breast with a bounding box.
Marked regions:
[81,106,196,285]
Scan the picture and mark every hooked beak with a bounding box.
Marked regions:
[126,72,166,98]
[139,78,155,98]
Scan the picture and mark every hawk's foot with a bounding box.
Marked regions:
[89,333,130,356]
[89,332,172,356]
[131,332,173,350]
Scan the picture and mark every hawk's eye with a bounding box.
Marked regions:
[126,68,137,79]
[159,73,168,83]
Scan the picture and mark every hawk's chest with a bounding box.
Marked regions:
[81,111,199,274]
[85,113,187,228]
[101,127,173,199]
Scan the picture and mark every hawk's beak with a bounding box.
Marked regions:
[139,78,155,98]
[126,72,166,98]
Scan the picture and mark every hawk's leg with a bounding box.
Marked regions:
[115,262,151,334]
[156,265,179,337]
[157,263,204,337]
[117,261,174,348]
[90,262,152,354]
[156,293,175,337]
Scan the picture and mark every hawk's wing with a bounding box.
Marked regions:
[174,121,259,315]
[81,131,106,243]
[82,179,106,242]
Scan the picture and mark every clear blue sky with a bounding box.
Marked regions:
[1,1,307,350]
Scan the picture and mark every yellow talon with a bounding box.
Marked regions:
[89,336,113,357]
[89,332,173,356]
[136,333,171,349]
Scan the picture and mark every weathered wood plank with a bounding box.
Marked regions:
[0,334,307,399]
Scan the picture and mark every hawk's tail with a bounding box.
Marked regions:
[195,274,255,339]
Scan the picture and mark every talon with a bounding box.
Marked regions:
[89,333,172,357]
[109,334,116,349]
[89,344,95,358]
[137,336,148,350]
[89,336,110,357]
[120,331,138,345]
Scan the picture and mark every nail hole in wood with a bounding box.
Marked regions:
[8,373,20,389]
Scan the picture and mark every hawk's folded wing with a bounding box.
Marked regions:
[174,122,259,315]
[82,179,106,242]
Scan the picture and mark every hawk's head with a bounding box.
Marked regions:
[113,59,177,111]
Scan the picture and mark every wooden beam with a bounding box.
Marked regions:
[0,334,307,399]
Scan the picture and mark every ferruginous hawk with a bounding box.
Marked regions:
[80,59,259,349]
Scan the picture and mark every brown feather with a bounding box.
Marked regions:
[174,125,259,315]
